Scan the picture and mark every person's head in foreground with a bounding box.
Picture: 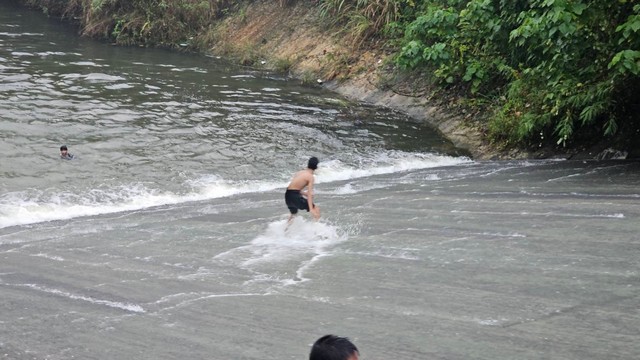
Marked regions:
[309,334,359,360]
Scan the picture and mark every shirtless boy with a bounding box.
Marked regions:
[285,157,321,222]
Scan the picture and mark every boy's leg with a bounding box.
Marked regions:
[310,205,320,221]
[286,211,296,231]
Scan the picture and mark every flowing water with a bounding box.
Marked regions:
[1,3,639,360]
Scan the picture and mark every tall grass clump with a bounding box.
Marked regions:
[81,0,235,48]
[319,0,408,46]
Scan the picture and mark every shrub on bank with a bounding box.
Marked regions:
[392,0,640,148]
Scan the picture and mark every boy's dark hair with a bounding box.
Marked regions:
[60,145,68,151]
[308,156,319,170]
[309,335,358,360]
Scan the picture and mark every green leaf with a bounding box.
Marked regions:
[558,23,571,35]
[603,118,618,136]
[572,3,587,15]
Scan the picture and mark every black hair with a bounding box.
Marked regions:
[309,335,358,360]
[308,156,319,170]
[60,145,68,151]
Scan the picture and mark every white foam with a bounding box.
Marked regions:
[10,51,33,57]
[0,186,193,229]
[213,217,347,284]
[242,218,346,267]
[105,83,134,90]
[0,151,471,229]
[31,253,65,261]
[155,292,265,311]
[14,283,145,313]
[37,51,67,56]
[315,151,471,183]
[84,73,126,82]
[0,32,42,37]
[191,175,286,198]
[170,67,207,73]
[0,177,289,229]
[69,61,104,67]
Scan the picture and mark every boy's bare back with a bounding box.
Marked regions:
[287,169,314,191]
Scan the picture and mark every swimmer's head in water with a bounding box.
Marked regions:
[308,156,319,170]
[60,145,68,151]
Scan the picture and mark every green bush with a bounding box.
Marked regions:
[391,0,640,147]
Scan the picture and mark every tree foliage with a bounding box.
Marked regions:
[391,0,640,147]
